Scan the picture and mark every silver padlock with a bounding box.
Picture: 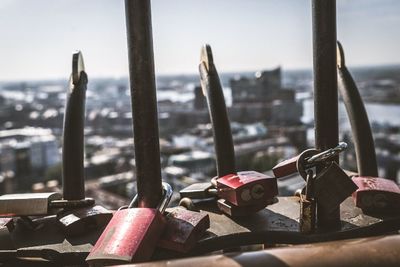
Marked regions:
[0,192,62,216]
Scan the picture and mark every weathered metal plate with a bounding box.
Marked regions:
[0,196,399,264]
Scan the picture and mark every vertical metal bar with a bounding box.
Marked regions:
[62,52,86,200]
[337,42,378,177]
[124,0,162,208]
[199,45,236,177]
[312,0,340,229]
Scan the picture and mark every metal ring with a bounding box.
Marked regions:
[306,142,347,165]
[297,149,319,180]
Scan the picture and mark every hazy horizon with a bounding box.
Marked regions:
[1,63,399,84]
[0,0,399,81]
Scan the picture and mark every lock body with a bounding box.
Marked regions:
[158,207,210,253]
[314,162,358,213]
[86,208,166,265]
[57,205,113,236]
[299,195,316,234]
[0,192,62,216]
[352,176,400,213]
[272,155,300,178]
[217,171,277,207]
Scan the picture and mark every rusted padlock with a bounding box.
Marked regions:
[313,161,358,214]
[86,182,173,265]
[299,170,316,234]
[272,142,347,178]
[158,206,210,253]
[352,176,400,213]
[216,171,277,207]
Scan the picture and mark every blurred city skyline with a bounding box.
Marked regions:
[0,0,399,81]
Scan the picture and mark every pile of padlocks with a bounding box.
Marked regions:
[1,0,400,265]
[0,44,399,266]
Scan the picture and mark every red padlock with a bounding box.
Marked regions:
[217,171,278,207]
[86,183,172,265]
[352,176,400,213]
[158,207,210,253]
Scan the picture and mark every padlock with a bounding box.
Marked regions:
[313,162,358,214]
[272,142,348,178]
[86,182,173,266]
[0,192,62,216]
[274,148,318,179]
[272,154,301,178]
[57,205,113,236]
[299,170,316,234]
[352,176,400,213]
[179,182,217,199]
[216,197,275,217]
[158,206,210,253]
[216,171,278,207]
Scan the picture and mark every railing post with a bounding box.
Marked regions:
[62,51,87,201]
[199,45,236,177]
[124,0,163,208]
[337,42,379,177]
[312,0,341,229]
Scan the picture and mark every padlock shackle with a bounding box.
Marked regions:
[62,51,87,201]
[128,182,172,213]
[306,142,347,166]
[336,41,378,177]
[199,44,236,177]
[124,0,163,208]
[305,169,314,200]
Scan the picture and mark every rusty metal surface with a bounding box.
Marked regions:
[312,0,340,230]
[62,51,87,201]
[133,235,400,267]
[1,196,400,264]
[153,195,400,258]
[199,44,236,177]
[124,0,163,209]
[337,42,378,177]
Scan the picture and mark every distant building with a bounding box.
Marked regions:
[231,67,294,104]
[168,151,215,175]
[0,128,61,191]
[229,67,302,125]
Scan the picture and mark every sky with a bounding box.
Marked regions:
[0,0,399,81]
